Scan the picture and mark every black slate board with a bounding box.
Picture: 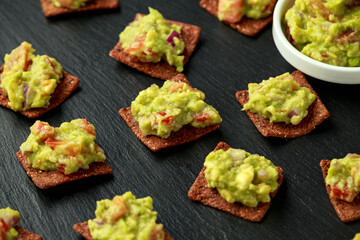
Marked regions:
[1,0,360,239]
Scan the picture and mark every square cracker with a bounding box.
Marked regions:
[236,70,330,138]
[188,141,284,222]
[0,65,80,119]
[320,160,360,223]
[199,0,273,36]
[73,221,174,240]
[118,74,220,152]
[15,226,43,240]
[40,0,119,18]
[16,150,112,189]
[109,14,201,81]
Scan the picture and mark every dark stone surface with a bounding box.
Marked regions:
[1,0,360,239]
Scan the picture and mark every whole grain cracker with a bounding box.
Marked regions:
[0,65,80,119]
[199,0,273,36]
[109,14,201,81]
[15,226,43,240]
[320,160,360,223]
[73,221,173,240]
[40,0,119,17]
[16,150,112,189]
[236,70,330,138]
[118,74,220,151]
[188,142,283,222]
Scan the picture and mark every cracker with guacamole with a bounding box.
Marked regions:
[109,8,201,80]
[188,142,283,222]
[200,0,274,36]
[119,74,221,151]
[320,155,360,223]
[17,119,112,189]
[0,207,43,240]
[236,70,330,138]
[40,0,119,17]
[73,192,173,240]
[0,42,79,118]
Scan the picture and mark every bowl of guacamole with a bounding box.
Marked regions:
[272,0,360,84]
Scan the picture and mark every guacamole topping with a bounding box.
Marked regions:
[119,8,185,72]
[131,80,222,138]
[52,0,90,9]
[243,73,316,125]
[88,192,164,240]
[326,153,360,202]
[218,0,276,23]
[285,0,360,67]
[204,148,279,207]
[0,208,21,240]
[20,119,106,175]
[353,233,360,240]
[0,42,63,112]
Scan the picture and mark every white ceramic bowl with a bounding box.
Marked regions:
[272,0,360,84]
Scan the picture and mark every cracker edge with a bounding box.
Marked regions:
[235,70,330,138]
[188,141,284,222]
[320,160,360,223]
[15,226,43,240]
[109,14,201,80]
[73,221,173,240]
[16,150,112,189]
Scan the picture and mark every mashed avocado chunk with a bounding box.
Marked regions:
[0,208,21,240]
[204,148,279,207]
[243,73,316,125]
[353,233,360,240]
[285,0,360,67]
[0,42,63,111]
[120,8,185,72]
[326,153,360,202]
[131,80,222,138]
[20,119,106,175]
[52,0,90,9]
[88,192,165,240]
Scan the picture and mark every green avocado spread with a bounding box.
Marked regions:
[131,80,222,138]
[353,233,360,240]
[285,0,360,67]
[52,0,90,9]
[0,42,63,112]
[119,7,185,72]
[204,148,279,207]
[20,119,106,175]
[218,0,276,23]
[88,192,165,240]
[243,73,316,125]
[0,208,21,240]
[326,153,360,202]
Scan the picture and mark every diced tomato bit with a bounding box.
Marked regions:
[0,219,9,232]
[45,138,68,150]
[32,121,55,141]
[45,55,57,74]
[157,112,166,116]
[194,113,211,122]
[57,164,66,173]
[320,53,328,58]
[58,0,74,7]
[333,30,358,44]
[23,47,30,71]
[330,183,357,202]
[125,36,146,53]
[82,119,96,136]
[161,116,175,124]
[218,0,244,23]
[66,146,82,156]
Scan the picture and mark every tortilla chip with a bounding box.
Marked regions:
[109,14,201,80]
[40,0,119,17]
[320,160,360,223]
[118,74,220,151]
[188,142,284,222]
[15,226,43,240]
[16,150,112,189]
[199,0,273,36]
[236,70,330,138]
[0,65,80,119]
[73,221,174,240]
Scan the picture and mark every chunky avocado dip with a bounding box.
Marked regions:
[353,233,360,240]
[119,8,185,72]
[131,80,222,138]
[285,0,360,67]
[0,42,63,112]
[218,0,276,23]
[243,73,316,125]
[204,148,279,207]
[20,119,106,175]
[326,153,360,202]
[0,208,21,240]
[52,0,90,9]
[88,192,165,240]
